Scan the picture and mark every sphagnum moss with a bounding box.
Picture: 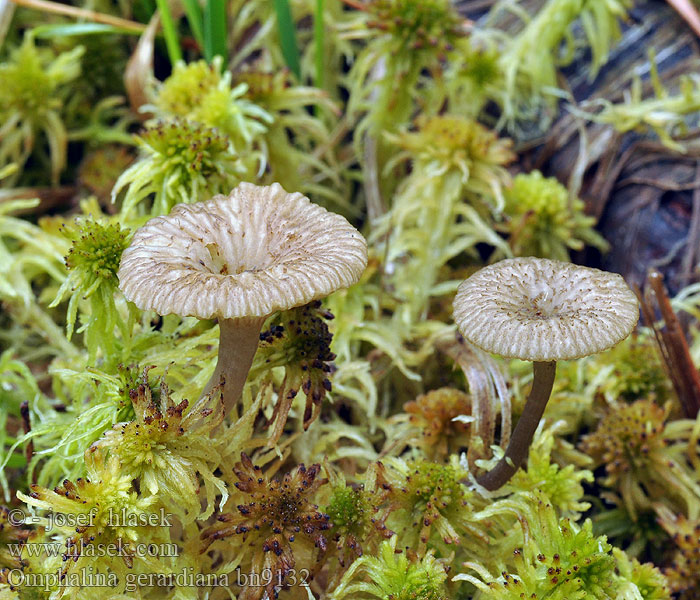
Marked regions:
[91,370,228,522]
[348,0,466,139]
[381,457,488,554]
[51,217,132,363]
[656,506,700,597]
[201,454,331,600]
[112,118,244,219]
[16,451,163,593]
[0,34,83,186]
[253,301,336,444]
[501,170,609,261]
[325,484,373,564]
[4,1,700,597]
[150,57,272,155]
[330,534,449,600]
[398,387,473,459]
[581,399,700,521]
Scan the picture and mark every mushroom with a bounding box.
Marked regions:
[453,257,639,490]
[118,182,368,414]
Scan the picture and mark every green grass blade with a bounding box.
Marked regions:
[155,0,183,65]
[314,0,324,89]
[32,23,142,38]
[274,0,301,80]
[182,0,204,48]
[204,0,227,66]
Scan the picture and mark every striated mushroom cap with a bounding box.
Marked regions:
[453,257,639,361]
[118,182,368,319]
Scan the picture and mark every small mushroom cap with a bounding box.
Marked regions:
[453,257,639,361]
[118,183,368,319]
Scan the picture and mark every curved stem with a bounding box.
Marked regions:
[10,0,147,31]
[201,316,266,414]
[476,361,557,491]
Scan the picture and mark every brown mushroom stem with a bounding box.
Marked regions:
[202,316,266,413]
[477,360,557,491]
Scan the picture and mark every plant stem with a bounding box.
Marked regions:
[182,0,204,47]
[155,0,182,65]
[314,0,325,91]
[476,360,556,491]
[644,270,700,418]
[10,0,146,32]
[201,316,266,414]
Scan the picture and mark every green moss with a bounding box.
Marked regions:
[466,495,620,599]
[0,35,83,185]
[154,60,222,117]
[591,333,671,403]
[367,0,462,55]
[151,57,272,154]
[50,216,132,362]
[92,371,227,521]
[64,219,128,285]
[613,548,671,600]
[113,118,245,219]
[578,53,700,152]
[510,427,593,516]
[251,301,337,443]
[348,0,465,141]
[17,451,163,595]
[331,535,448,600]
[502,170,608,261]
[327,484,371,532]
[406,460,460,504]
[384,458,485,550]
[581,399,700,523]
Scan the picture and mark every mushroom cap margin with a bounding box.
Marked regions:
[453,257,639,361]
[118,182,368,319]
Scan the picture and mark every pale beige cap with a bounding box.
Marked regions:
[118,183,368,318]
[453,257,639,361]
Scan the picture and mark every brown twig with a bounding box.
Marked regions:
[640,270,700,418]
[10,0,146,31]
[615,176,700,192]
[0,186,77,215]
[339,0,367,10]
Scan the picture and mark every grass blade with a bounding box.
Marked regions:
[314,0,324,89]
[274,0,301,80]
[32,22,142,37]
[182,0,204,48]
[203,0,227,66]
[155,0,182,65]
[10,0,146,32]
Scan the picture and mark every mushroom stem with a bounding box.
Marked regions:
[476,360,557,491]
[202,316,266,414]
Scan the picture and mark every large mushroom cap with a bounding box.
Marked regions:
[453,257,639,361]
[118,183,368,319]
